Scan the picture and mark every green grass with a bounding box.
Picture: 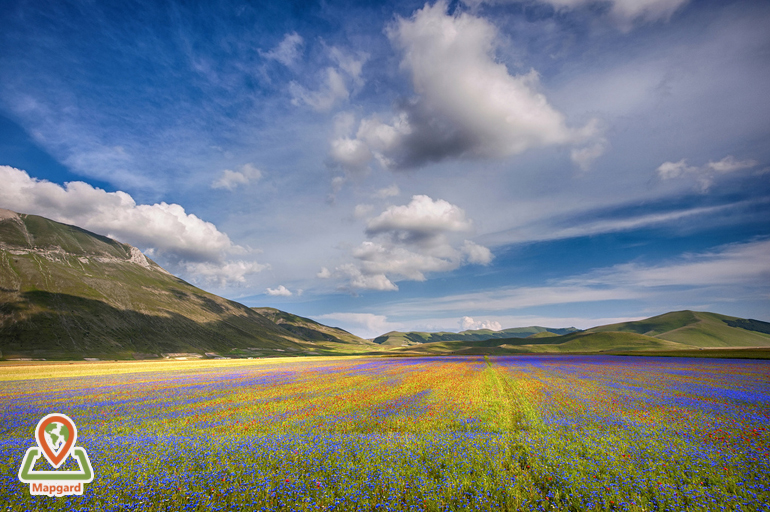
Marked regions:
[526,331,560,339]
[588,310,770,348]
[373,326,579,346]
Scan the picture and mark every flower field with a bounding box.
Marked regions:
[1,355,769,511]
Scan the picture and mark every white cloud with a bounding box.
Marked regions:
[328,195,493,290]
[477,197,761,250]
[211,163,263,191]
[657,155,757,191]
[327,138,373,173]
[290,68,349,112]
[266,285,293,296]
[260,32,304,67]
[0,165,265,286]
[656,159,697,179]
[317,267,332,279]
[185,260,269,288]
[707,155,758,173]
[462,240,494,265]
[335,263,399,291]
[290,47,368,113]
[328,2,599,170]
[366,195,473,240]
[329,47,368,87]
[460,316,502,331]
[352,242,460,281]
[316,312,401,338]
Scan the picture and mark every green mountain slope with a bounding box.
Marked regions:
[392,331,690,355]
[252,307,372,347]
[520,331,691,353]
[373,325,579,347]
[588,311,770,347]
[0,209,347,359]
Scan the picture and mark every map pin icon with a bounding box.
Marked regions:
[35,413,78,469]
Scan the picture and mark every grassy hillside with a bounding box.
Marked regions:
[252,308,372,349]
[521,331,691,353]
[373,325,579,346]
[376,311,770,356]
[527,331,560,339]
[589,311,770,348]
[0,209,353,359]
[393,331,690,356]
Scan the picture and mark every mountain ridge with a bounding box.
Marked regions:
[0,209,356,359]
[373,326,579,347]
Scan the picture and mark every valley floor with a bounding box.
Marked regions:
[2,355,768,511]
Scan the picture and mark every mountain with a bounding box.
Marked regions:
[251,307,372,348]
[0,209,354,359]
[587,310,770,347]
[391,331,691,355]
[373,326,579,347]
[388,311,770,356]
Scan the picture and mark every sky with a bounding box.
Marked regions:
[1,0,768,338]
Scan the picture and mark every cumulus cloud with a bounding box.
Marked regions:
[317,267,332,279]
[327,138,373,173]
[290,48,368,112]
[366,195,473,242]
[327,195,493,291]
[0,165,266,286]
[335,263,399,291]
[657,155,758,191]
[260,32,304,67]
[211,163,263,191]
[266,285,293,296]
[328,2,600,171]
[460,316,502,331]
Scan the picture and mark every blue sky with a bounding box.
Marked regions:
[1,0,768,337]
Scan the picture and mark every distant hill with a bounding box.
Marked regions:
[251,308,372,348]
[587,311,770,348]
[0,209,363,359]
[373,326,579,347]
[390,311,770,356]
[390,331,688,355]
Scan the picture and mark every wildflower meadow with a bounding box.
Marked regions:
[1,355,768,511]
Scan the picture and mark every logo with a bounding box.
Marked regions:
[18,413,94,497]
